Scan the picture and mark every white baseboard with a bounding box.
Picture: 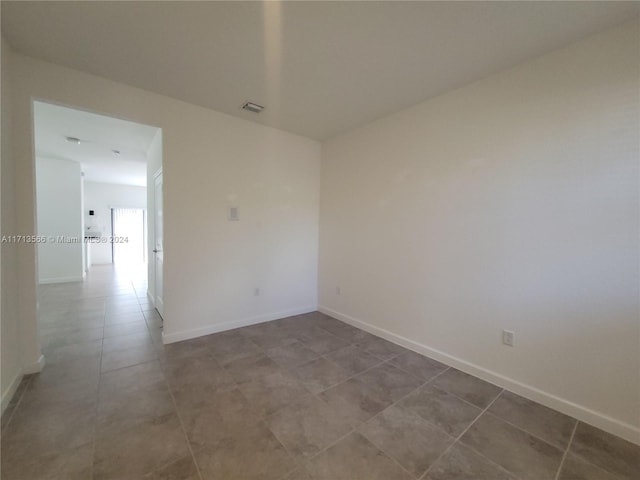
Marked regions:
[318,305,640,446]
[23,354,45,374]
[1,371,23,417]
[162,306,317,345]
[39,276,83,284]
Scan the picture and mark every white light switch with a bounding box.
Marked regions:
[228,207,239,221]
[502,330,515,347]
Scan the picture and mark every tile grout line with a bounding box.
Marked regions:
[278,362,454,473]
[352,365,452,435]
[222,322,456,477]
[89,299,107,480]
[347,369,458,479]
[163,358,208,480]
[219,335,412,475]
[480,409,574,456]
[554,421,578,480]
[126,275,205,479]
[420,388,507,480]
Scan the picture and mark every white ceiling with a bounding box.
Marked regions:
[34,101,159,187]
[5,1,639,140]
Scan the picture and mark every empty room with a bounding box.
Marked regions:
[0,2,638,480]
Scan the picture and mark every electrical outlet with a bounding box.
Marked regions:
[502,330,515,347]
[336,286,341,295]
[254,288,260,296]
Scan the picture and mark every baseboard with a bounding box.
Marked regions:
[162,306,317,345]
[0,371,23,416]
[39,276,83,284]
[23,354,45,374]
[318,305,640,446]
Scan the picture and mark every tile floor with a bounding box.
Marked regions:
[1,265,638,480]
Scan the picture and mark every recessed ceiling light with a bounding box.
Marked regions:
[241,101,264,114]
[66,136,81,144]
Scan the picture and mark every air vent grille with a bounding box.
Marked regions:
[241,102,264,114]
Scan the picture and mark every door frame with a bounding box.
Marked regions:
[152,167,164,318]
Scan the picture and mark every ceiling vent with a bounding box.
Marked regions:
[241,101,264,114]
[66,136,81,144]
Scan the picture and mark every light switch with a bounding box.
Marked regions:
[228,206,239,221]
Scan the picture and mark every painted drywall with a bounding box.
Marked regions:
[1,36,24,414]
[3,45,320,368]
[35,156,83,283]
[83,181,147,265]
[319,21,640,442]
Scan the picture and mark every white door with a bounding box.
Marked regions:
[153,170,164,317]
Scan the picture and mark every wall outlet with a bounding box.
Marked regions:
[336,286,341,295]
[502,330,515,347]
[254,288,260,296]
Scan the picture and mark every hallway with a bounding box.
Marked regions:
[1,265,167,479]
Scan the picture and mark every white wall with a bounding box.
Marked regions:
[1,36,24,414]
[83,181,147,265]
[35,156,83,283]
[319,21,640,442]
[4,44,320,370]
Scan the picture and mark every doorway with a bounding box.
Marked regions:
[112,207,146,266]
[33,100,163,326]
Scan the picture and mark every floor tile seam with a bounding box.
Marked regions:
[554,421,579,480]
[218,338,387,399]
[360,433,423,480]
[200,357,305,478]
[480,409,575,455]
[426,439,526,480]
[100,357,160,375]
[280,341,446,407]
[312,324,366,344]
[89,301,107,480]
[290,352,386,393]
[385,357,451,385]
[295,426,357,468]
[104,309,145,317]
[358,367,455,440]
[286,365,451,469]
[420,388,505,479]
[425,378,502,412]
[354,377,459,479]
[260,414,318,480]
[40,322,105,331]
[216,343,337,463]
[311,355,389,396]
[111,280,203,480]
[554,422,629,480]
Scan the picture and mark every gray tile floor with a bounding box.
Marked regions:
[1,265,638,480]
